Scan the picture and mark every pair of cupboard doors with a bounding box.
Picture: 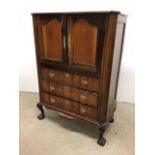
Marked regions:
[37,13,106,73]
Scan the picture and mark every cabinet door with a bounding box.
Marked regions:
[67,14,105,72]
[38,15,65,64]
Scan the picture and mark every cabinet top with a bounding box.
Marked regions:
[31,11,126,16]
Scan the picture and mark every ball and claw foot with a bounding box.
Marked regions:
[37,103,45,120]
[37,113,45,120]
[97,136,106,146]
[97,126,106,146]
[109,118,114,123]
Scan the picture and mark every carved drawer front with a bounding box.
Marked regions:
[80,105,97,120]
[79,90,98,107]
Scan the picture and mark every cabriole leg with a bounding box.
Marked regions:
[37,103,45,120]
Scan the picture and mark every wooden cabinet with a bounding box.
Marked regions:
[32,11,127,146]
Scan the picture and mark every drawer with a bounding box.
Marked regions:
[79,90,98,107]
[80,105,97,120]
[49,70,58,81]
[41,68,99,92]
[41,92,96,120]
[41,92,79,114]
[49,95,64,108]
[79,76,99,92]
[63,73,72,85]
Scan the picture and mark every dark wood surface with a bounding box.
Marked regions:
[32,11,127,146]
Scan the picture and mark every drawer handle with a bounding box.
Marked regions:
[80,107,87,114]
[50,98,56,103]
[49,72,55,77]
[80,95,87,101]
[65,73,69,78]
[49,86,55,92]
[65,100,69,105]
[81,80,88,85]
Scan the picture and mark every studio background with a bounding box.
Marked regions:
[19,0,135,104]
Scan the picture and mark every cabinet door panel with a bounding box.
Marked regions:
[39,15,65,63]
[67,14,105,72]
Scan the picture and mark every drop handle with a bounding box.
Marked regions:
[81,80,88,85]
[49,72,55,77]
[80,95,87,101]
[49,86,55,92]
[50,98,56,103]
[80,107,87,114]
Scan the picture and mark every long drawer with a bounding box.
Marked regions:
[41,92,97,120]
[41,80,98,107]
[41,68,99,92]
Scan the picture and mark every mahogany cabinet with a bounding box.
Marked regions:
[32,11,127,146]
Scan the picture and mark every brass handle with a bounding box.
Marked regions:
[63,36,66,49]
[65,100,69,105]
[80,95,87,101]
[50,98,56,103]
[49,86,55,92]
[80,107,87,114]
[49,72,55,77]
[65,73,69,78]
[81,80,88,85]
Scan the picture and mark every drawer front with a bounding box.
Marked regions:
[41,92,79,114]
[80,105,97,120]
[41,92,97,120]
[41,81,98,107]
[41,68,99,92]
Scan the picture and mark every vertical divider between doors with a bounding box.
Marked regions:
[62,14,68,67]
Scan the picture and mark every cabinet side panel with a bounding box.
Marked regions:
[32,15,42,101]
[98,14,118,123]
[107,16,126,121]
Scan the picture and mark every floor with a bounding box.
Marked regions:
[19,92,135,155]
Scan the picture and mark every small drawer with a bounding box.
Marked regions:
[80,105,97,120]
[80,76,89,89]
[88,78,99,92]
[49,82,57,94]
[63,86,71,98]
[56,71,64,82]
[72,74,80,87]
[79,91,88,105]
[49,95,64,108]
[71,88,80,102]
[80,76,99,92]
[63,99,72,111]
[63,73,72,85]
[49,70,57,81]
[79,90,98,107]
[71,101,79,114]
[63,99,79,114]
